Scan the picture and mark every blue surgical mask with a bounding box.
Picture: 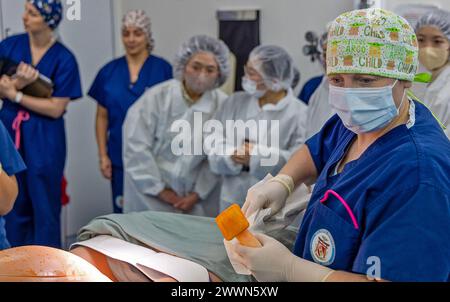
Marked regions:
[242,77,267,98]
[329,80,406,134]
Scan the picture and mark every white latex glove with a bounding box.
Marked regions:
[242,174,294,218]
[223,239,251,275]
[234,233,334,282]
[233,233,294,281]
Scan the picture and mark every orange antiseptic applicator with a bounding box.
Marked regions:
[215,204,262,248]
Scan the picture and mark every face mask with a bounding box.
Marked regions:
[419,47,449,71]
[242,77,267,98]
[329,80,406,134]
[184,73,216,94]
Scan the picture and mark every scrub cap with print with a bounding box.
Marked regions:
[326,8,427,82]
[28,0,63,30]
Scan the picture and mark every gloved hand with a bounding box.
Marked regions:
[242,174,294,218]
[233,233,294,281]
[233,233,334,282]
[223,239,251,275]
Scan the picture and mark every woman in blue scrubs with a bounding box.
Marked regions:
[229,8,450,282]
[88,10,172,213]
[0,0,82,248]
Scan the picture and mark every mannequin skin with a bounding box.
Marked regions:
[0,246,112,282]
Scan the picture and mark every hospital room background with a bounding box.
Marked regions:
[0,0,448,249]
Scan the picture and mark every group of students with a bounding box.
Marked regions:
[0,0,449,282]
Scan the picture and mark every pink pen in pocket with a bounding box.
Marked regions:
[320,190,359,230]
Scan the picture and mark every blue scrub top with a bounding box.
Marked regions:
[294,101,450,282]
[0,121,27,250]
[298,75,323,105]
[88,55,172,167]
[0,34,82,172]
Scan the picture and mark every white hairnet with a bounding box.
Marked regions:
[291,67,301,89]
[122,10,155,52]
[248,45,295,91]
[174,35,231,88]
[415,9,450,41]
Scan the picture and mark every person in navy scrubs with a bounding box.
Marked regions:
[88,10,172,213]
[227,8,450,282]
[0,0,82,248]
[298,30,328,105]
[0,91,26,250]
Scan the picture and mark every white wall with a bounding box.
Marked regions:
[383,0,450,11]
[116,0,355,93]
[383,0,450,27]
[0,0,24,39]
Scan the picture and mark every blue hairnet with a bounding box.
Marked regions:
[415,9,450,41]
[174,35,231,88]
[28,0,63,30]
[248,45,296,91]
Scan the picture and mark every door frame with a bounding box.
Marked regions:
[0,0,4,40]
